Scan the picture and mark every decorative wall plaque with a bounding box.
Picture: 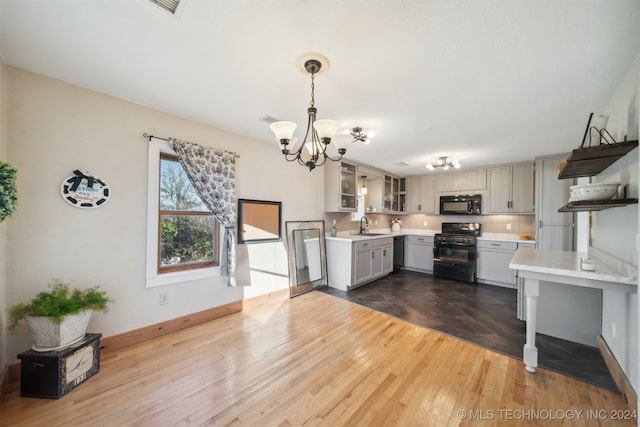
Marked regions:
[60,170,110,209]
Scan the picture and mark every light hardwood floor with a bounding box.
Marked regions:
[1,291,635,426]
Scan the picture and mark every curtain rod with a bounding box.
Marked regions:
[143,133,240,158]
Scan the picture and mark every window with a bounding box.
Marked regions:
[158,153,219,273]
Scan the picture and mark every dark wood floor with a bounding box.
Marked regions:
[319,270,619,393]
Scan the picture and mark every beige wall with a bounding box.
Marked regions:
[595,54,640,390]
[4,67,324,361]
[0,58,8,369]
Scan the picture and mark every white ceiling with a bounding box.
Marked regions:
[1,0,639,176]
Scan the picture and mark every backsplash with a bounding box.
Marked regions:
[324,212,535,236]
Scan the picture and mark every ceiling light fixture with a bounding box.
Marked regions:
[426,156,460,171]
[360,176,368,195]
[347,127,375,145]
[269,53,351,171]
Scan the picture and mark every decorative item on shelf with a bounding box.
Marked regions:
[426,156,460,171]
[60,170,110,209]
[7,280,110,351]
[0,160,18,222]
[331,219,337,237]
[569,183,619,202]
[391,218,401,232]
[360,176,368,195]
[269,53,351,171]
[346,127,375,145]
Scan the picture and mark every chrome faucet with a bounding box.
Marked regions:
[359,216,369,234]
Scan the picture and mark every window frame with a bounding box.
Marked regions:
[146,138,222,288]
[157,153,220,274]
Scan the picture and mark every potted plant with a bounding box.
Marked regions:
[7,280,110,350]
[0,160,18,222]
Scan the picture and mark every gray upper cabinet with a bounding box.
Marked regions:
[436,169,487,193]
[324,161,358,212]
[406,175,436,213]
[487,163,534,214]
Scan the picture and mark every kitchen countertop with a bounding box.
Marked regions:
[326,228,436,242]
[510,248,636,288]
[479,233,535,244]
[326,229,534,243]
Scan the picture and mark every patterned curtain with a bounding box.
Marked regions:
[171,139,239,287]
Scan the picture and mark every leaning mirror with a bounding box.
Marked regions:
[285,220,327,297]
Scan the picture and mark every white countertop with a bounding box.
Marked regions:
[326,228,437,242]
[326,229,534,243]
[510,248,636,287]
[478,232,535,244]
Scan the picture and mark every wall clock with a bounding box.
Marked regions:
[61,170,111,209]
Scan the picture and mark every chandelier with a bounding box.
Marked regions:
[426,156,460,171]
[347,127,375,145]
[269,54,351,171]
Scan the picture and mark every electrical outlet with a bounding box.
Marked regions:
[423,221,428,227]
[159,293,169,305]
[506,223,512,231]
[374,220,378,225]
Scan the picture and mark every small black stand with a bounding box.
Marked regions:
[17,333,101,399]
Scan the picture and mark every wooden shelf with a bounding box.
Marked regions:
[557,140,638,179]
[558,198,638,212]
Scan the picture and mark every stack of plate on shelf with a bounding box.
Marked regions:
[569,183,619,202]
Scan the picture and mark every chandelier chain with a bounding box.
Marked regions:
[309,73,315,107]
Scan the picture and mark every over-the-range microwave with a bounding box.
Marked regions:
[439,194,481,215]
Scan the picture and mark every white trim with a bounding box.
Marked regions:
[145,137,221,288]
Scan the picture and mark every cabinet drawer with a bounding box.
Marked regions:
[407,235,434,244]
[477,240,517,251]
[373,237,393,247]
[354,240,373,252]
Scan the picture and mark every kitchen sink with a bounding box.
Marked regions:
[350,232,389,236]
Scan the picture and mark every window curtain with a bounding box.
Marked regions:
[171,138,239,287]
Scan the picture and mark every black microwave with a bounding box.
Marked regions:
[439,194,481,215]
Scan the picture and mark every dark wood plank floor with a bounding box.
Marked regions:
[319,270,619,392]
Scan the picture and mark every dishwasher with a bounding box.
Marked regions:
[393,236,405,272]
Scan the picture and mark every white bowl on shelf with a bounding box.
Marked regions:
[569,183,619,202]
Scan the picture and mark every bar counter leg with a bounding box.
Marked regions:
[523,278,539,373]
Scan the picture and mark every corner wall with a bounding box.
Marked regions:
[593,54,640,391]
[4,67,324,361]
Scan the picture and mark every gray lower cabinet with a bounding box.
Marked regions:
[327,237,393,291]
[404,235,434,273]
[477,240,535,288]
[477,240,518,287]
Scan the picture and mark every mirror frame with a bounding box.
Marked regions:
[285,220,328,297]
[237,199,282,244]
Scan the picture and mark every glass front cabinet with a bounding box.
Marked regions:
[324,161,358,212]
[383,175,406,213]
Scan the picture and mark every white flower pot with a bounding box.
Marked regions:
[25,309,93,350]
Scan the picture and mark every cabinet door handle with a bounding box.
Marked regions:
[371,252,375,259]
[418,204,422,211]
[490,243,501,246]
[383,249,387,256]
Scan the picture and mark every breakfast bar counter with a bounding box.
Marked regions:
[509,248,637,373]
